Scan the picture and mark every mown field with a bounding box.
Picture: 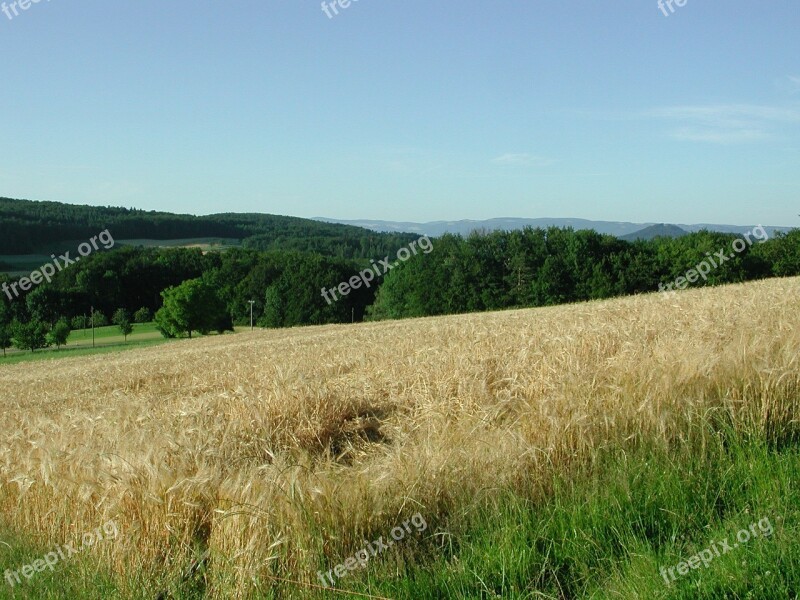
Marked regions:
[0,278,799,599]
[0,238,240,275]
[66,322,163,344]
[0,324,168,365]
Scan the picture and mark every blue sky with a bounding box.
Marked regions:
[0,0,798,226]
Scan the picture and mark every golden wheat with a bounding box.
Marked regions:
[1,277,799,597]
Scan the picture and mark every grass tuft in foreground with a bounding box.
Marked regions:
[286,421,798,600]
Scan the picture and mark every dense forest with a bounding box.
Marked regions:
[0,197,417,259]
[367,227,800,319]
[1,217,799,346]
[1,197,799,350]
[0,246,374,329]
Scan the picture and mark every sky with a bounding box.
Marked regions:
[0,0,798,227]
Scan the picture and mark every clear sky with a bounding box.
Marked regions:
[0,1,798,226]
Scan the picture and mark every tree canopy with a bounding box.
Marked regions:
[155,278,231,338]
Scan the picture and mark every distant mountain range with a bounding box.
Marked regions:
[315,217,792,240]
[619,224,690,242]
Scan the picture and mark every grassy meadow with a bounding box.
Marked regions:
[0,278,799,598]
[0,323,167,365]
[66,322,163,345]
[0,238,240,276]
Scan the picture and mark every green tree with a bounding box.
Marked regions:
[154,309,177,338]
[25,286,64,325]
[91,311,109,328]
[113,308,134,341]
[154,278,228,338]
[11,319,50,353]
[0,299,11,357]
[259,253,372,328]
[261,284,283,328]
[71,315,88,331]
[47,318,71,350]
[133,307,152,323]
[531,254,573,306]
[0,322,11,357]
[751,229,800,277]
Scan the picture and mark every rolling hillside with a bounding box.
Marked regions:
[1,278,798,598]
[0,196,417,257]
[620,223,689,241]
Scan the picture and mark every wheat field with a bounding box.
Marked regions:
[1,277,799,598]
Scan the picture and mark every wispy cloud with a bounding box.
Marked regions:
[491,153,554,167]
[669,127,771,144]
[645,103,800,144]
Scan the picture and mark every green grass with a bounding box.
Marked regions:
[279,426,799,600]
[0,254,51,276]
[0,325,247,365]
[1,384,796,598]
[0,338,170,366]
[0,530,120,600]
[0,323,165,365]
[66,322,162,344]
[7,423,792,599]
[114,237,240,250]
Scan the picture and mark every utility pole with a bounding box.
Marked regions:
[90,305,95,348]
[248,300,255,331]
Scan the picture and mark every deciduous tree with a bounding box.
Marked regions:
[113,308,134,341]
[154,278,229,338]
[11,319,50,353]
[47,318,71,350]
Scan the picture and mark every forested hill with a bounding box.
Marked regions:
[0,197,418,258]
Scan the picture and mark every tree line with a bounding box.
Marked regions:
[367,227,800,319]
[0,197,417,258]
[1,226,798,353]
